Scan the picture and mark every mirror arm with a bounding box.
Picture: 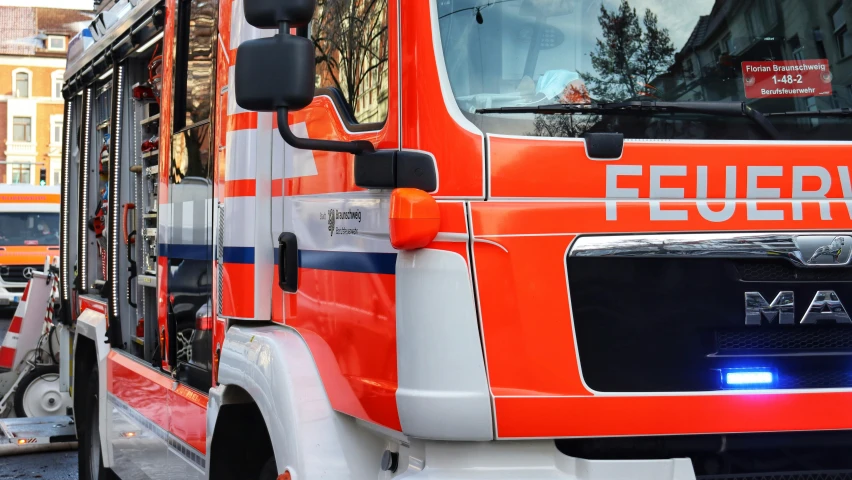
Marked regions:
[276,107,375,154]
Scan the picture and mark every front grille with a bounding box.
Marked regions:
[568,254,852,392]
[777,370,852,389]
[737,261,852,282]
[0,265,41,283]
[699,470,852,480]
[717,329,852,352]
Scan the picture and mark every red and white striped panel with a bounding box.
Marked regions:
[0,282,31,370]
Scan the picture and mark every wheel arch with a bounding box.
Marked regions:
[73,308,112,467]
[209,324,394,479]
[207,384,274,480]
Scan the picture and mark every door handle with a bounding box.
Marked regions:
[278,232,298,293]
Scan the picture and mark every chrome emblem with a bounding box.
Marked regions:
[745,291,795,325]
[22,267,35,279]
[746,290,852,325]
[801,291,851,324]
[808,236,846,264]
[794,235,852,266]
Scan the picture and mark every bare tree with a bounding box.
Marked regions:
[311,0,389,122]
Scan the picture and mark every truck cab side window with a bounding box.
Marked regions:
[310,0,390,125]
[173,0,217,132]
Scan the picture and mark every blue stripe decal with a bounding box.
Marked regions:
[159,243,213,261]
[223,246,255,264]
[273,248,397,275]
[298,250,397,275]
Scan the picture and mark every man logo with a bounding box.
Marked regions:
[22,267,36,280]
[794,235,852,266]
[746,291,852,325]
[808,236,845,264]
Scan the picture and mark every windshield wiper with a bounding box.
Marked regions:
[476,101,781,139]
[764,108,852,118]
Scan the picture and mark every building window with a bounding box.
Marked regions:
[832,6,852,58]
[722,34,734,54]
[683,59,695,79]
[12,117,32,142]
[10,165,31,184]
[807,97,819,128]
[52,71,64,99]
[789,34,805,61]
[47,36,65,51]
[14,71,29,98]
[53,170,60,186]
[52,118,63,144]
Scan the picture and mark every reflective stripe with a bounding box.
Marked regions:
[222,246,254,264]
[223,196,254,248]
[271,122,318,180]
[159,244,213,261]
[224,129,257,181]
[227,112,257,131]
[108,393,206,471]
[225,179,256,198]
[283,194,396,253]
[299,250,397,275]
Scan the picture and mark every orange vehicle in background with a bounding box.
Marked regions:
[0,185,60,308]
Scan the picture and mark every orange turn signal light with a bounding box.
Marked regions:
[389,188,440,250]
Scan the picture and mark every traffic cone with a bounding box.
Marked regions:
[0,282,31,371]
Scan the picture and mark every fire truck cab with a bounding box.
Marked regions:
[60,0,852,479]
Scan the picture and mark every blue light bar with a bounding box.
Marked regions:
[722,368,775,387]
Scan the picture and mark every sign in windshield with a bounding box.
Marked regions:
[437,0,852,141]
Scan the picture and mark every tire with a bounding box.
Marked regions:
[78,369,116,480]
[13,364,63,418]
[258,456,277,480]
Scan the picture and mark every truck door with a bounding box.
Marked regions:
[162,0,217,477]
[270,1,403,430]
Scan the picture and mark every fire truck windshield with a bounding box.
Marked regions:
[436,0,852,141]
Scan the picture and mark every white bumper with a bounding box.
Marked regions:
[396,441,696,480]
[0,283,25,306]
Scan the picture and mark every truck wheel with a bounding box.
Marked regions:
[13,364,64,418]
[78,369,115,480]
[259,457,277,480]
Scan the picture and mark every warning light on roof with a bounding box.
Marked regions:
[722,368,775,388]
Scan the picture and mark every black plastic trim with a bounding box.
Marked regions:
[354,150,437,192]
[278,232,298,293]
[583,133,623,159]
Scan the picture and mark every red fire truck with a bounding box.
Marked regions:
[60,0,852,479]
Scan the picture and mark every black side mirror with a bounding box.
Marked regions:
[235,35,315,112]
[235,0,374,154]
[244,0,316,29]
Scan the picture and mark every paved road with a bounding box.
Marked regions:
[0,450,77,479]
[1,314,10,342]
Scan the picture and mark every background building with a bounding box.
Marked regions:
[656,0,852,112]
[0,6,91,185]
